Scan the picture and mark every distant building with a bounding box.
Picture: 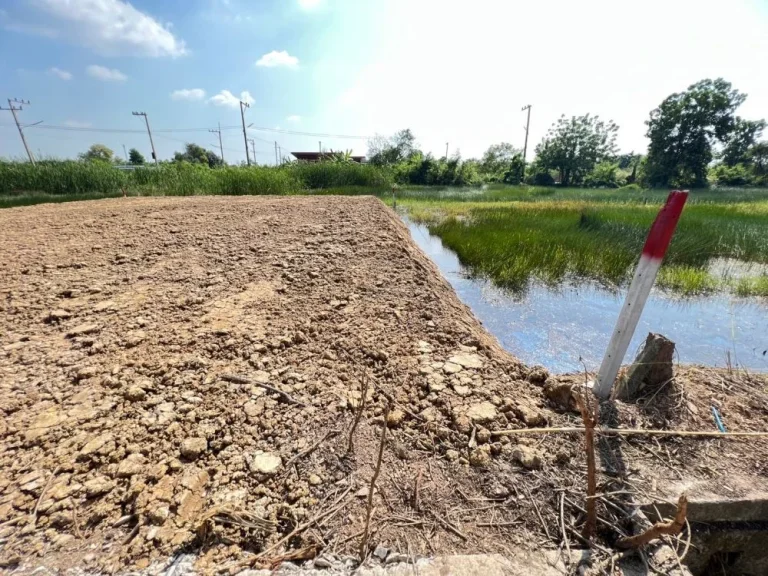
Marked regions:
[291,152,366,163]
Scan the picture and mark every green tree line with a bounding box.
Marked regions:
[366,77,767,188]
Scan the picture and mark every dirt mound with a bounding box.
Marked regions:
[0,197,572,572]
[1,196,766,574]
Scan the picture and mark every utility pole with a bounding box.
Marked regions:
[521,104,532,181]
[1,99,35,164]
[445,142,449,159]
[209,122,225,164]
[240,101,250,166]
[132,111,158,166]
[248,139,256,164]
[275,141,279,165]
[122,144,128,162]
[319,140,322,154]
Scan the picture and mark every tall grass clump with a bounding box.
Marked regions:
[286,162,391,189]
[0,160,127,195]
[424,201,768,295]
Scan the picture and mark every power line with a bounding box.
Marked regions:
[0,122,244,134]
[0,121,373,141]
[247,125,370,140]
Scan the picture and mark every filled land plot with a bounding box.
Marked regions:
[0,196,766,573]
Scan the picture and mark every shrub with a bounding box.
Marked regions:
[709,163,755,186]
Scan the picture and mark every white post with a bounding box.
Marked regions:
[593,190,688,400]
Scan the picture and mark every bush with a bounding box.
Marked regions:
[583,162,620,188]
[527,170,555,186]
[709,163,756,186]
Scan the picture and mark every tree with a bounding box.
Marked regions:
[748,142,768,174]
[173,143,222,168]
[502,154,525,184]
[79,144,114,162]
[645,78,757,187]
[479,142,521,180]
[367,129,417,166]
[534,114,618,186]
[721,118,766,166]
[326,149,355,163]
[128,148,145,165]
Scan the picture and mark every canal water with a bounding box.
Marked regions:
[405,218,768,374]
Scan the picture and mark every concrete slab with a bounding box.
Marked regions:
[638,471,768,523]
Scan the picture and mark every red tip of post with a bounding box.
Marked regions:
[641,190,688,260]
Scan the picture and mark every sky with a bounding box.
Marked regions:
[1,0,768,165]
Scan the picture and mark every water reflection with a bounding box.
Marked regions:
[405,217,768,373]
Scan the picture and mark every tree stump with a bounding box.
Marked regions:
[617,333,675,401]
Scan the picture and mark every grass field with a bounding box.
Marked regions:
[0,160,391,201]
[395,186,768,297]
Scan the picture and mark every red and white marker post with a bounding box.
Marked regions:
[593,190,689,400]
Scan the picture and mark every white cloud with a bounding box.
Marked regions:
[255,50,299,68]
[286,115,301,123]
[171,88,206,101]
[298,0,322,9]
[48,67,72,80]
[64,120,92,128]
[208,90,254,109]
[32,0,186,57]
[86,64,127,82]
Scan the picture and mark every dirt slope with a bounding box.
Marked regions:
[0,196,564,572]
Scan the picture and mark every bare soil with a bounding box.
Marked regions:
[0,196,766,574]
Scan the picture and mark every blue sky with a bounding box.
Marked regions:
[2,0,768,164]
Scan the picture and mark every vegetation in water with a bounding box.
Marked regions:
[398,186,768,297]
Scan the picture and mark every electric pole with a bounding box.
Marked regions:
[1,99,35,164]
[209,122,225,164]
[521,104,532,181]
[122,144,128,162]
[248,139,257,165]
[445,142,449,159]
[275,141,278,165]
[319,140,322,155]
[132,111,158,166]
[240,101,250,166]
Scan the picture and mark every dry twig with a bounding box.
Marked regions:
[284,429,339,471]
[559,493,570,559]
[220,374,308,407]
[359,403,390,558]
[617,494,688,549]
[32,465,61,527]
[347,369,370,454]
[574,392,598,539]
[490,427,768,438]
[412,469,423,512]
[246,486,353,566]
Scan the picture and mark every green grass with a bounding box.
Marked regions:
[734,276,768,297]
[398,186,768,297]
[0,160,393,199]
